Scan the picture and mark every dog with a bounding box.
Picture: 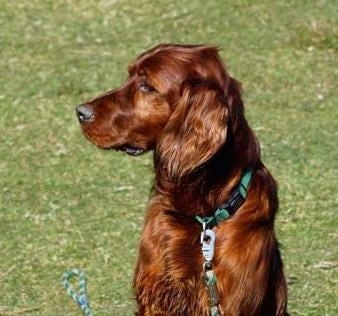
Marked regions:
[76,44,288,315]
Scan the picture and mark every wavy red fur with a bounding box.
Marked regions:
[77,44,288,315]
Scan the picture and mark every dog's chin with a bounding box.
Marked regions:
[114,145,145,156]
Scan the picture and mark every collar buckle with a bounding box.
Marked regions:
[195,168,254,229]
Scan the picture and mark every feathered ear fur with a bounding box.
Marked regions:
[225,76,260,168]
[157,79,228,178]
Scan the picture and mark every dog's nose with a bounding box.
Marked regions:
[76,104,94,123]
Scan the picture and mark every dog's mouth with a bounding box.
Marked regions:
[115,145,145,156]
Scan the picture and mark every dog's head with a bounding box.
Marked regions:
[76,44,256,177]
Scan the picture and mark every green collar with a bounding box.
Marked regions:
[195,168,254,229]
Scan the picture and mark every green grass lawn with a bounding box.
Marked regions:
[0,0,337,315]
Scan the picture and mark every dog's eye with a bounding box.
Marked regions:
[139,83,155,93]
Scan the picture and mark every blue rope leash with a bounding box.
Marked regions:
[62,269,93,316]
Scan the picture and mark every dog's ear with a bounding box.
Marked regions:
[225,76,260,168]
[158,79,228,178]
[225,76,245,136]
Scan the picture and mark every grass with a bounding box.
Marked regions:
[0,0,337,315]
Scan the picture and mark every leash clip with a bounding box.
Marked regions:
[200,227,216,263]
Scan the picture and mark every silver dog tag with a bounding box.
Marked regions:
[201,229,216,262]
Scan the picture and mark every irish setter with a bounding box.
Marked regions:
[76,44,288,316]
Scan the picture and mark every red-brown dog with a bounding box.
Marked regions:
[76,44,288,316]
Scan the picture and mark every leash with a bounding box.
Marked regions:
[200,224,221,316]
[196,168,254,316]
[62,269,93,316]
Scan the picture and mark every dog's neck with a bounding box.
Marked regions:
[153,146,244,216]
